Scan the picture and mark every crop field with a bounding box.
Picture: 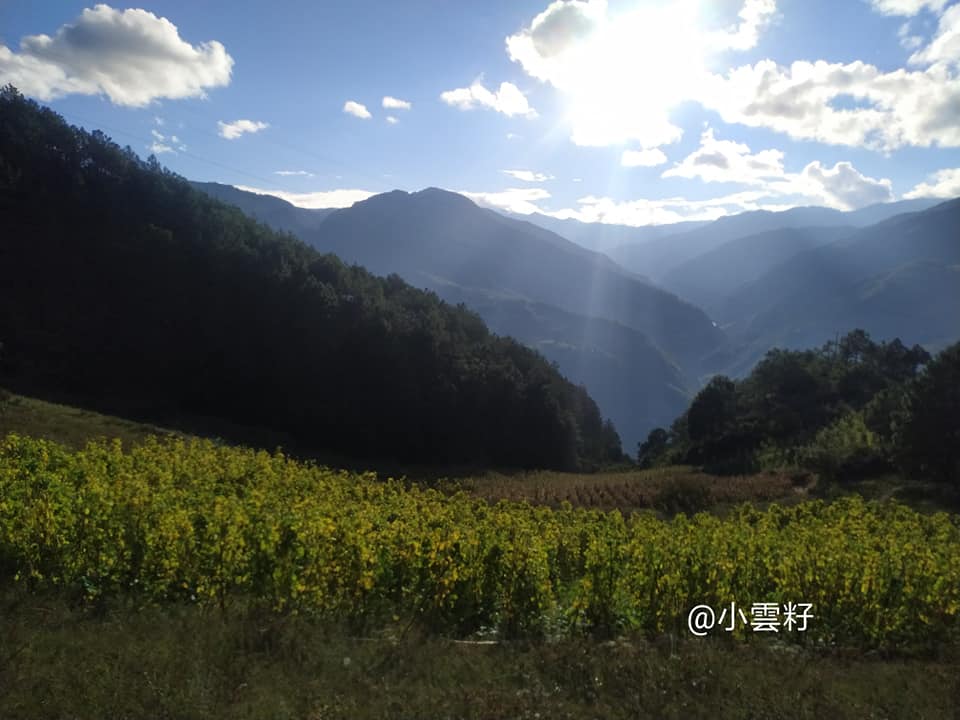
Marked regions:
[2,433,958,650]
[458,466,810,515]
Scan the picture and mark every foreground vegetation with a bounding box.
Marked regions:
[2,588,958,720]
[3,434,958,650]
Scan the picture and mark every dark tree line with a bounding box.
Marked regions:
[0,86,622,470]
[638,328,959,486]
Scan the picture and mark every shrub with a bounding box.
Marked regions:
[798,411,889,482]
[653,476,712,516]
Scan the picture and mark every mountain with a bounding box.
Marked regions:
[190,181,336,235]
[711,198,960,373]
[658,226,855,314]
[422,278,692,450]
[605,199,942,281]
[303,188,725,371]
[0,86,623,471]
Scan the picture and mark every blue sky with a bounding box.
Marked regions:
[2,0,960,224]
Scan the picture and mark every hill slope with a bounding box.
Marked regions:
[190,181,336,235]
[422,279,692,450]
[0,86,621,470]
[659,226,855,314]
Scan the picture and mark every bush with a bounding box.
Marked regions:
[653,476,712,515]
[798,411,890,482]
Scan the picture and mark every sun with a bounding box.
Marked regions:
[516,1,712,149]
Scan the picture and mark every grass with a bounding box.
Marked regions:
[0,386,182,450]
[2,385,950,518]
[1,586,958,720]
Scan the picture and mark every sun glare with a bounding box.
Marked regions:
[558,1,710,147]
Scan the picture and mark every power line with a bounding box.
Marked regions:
[61,110,291,188]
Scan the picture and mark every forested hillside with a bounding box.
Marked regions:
[639,330,959,486]
[0,86,622,470]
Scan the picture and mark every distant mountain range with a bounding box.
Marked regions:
[500,200,940,262]
[711,198,960,372]
[498,211,708,253]
[601,199,942,281]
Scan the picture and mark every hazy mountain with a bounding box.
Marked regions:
[422,277,692,449]
[659,226,855,314]
[498,211,708,253]
[605,199,942,280]
[252,186,726,371]
[711,198,960,373]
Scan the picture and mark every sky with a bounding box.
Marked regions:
[2,0,960,225]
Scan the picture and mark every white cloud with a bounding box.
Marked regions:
[621,148,668,167]
[460,187,552,215]
[461,158,893,226]
[502,169,553,182]
[153,116,165,126]
[791,160,894,209]
[867,0,948,16]
[662,128,783,183]
[504,1,960,152]
[904,167,960,197]
[343,100,371,119]
[469,129,893,223]
[386,115,399,124]
[506,132,521,140]
[699,58,960,150]
[909,3,960,66]
[462,184,785,225]
[550,190,783,225]
[662,128,892,210]
[0,4,232,106]
[708,0,778,52]
[234,185,376,209]
[382,95,411,110]
[440,79,537,117]
[217,119,269,140]
[147,126,185,154]
[898,21,925,51]
[274,170,314,177]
